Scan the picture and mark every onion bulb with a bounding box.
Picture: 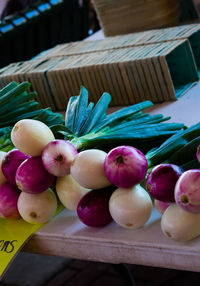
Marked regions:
[1,149,30,185]
[104,145,148,188]
[17,188,57,224]
[11,119,55,156]
[0,182,21,219]
[175,169,200,213]
[16,157,55,194]
[161,203,200,241]
[146,163,183,202]
[42,140,78,177]
[109,185,152,229]
[56,175,90,211]
[70,149,111,189]
[77,186,115,227]
[154,199,171,215]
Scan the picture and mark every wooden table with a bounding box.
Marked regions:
[23,80,200,273]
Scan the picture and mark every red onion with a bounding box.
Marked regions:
[104,145,148,188]
[77,186,115,227]
[197,145,200,162]
[1,149,30,185]
[16,157,55,194]
[0,182,21,219]
[175,169,200,213]
[145,163,183,202]
[42,139,78,177]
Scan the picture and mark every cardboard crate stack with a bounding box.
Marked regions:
[91,0,180,36]
[0,23,199,111]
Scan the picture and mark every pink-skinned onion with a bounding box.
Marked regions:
[104,145,148,188]
[16,157,55,194]
[154,199,171,215]
[175,169,200,213]
[42,139,78,177]
[2,149,30,185]
[146,164,183,202]
[0,182,21,219]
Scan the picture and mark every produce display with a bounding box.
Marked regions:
[0,81,200,243]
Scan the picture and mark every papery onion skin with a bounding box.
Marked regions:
[175,169,200,213]
[146,163,183,202]
[16,157,55,194]
[42,140,78,177]
[0,182,21,219]
[77,186,115,227]
[2,149,30,185]
[104,145,148,188]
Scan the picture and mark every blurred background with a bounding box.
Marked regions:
[0,0,199,68]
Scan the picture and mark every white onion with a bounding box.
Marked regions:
[109,185,152,229]
[11,119,55,156]
[70,149,111,189]
[161,203,200,241]
[17,188,57,224]
[56,175,90,211]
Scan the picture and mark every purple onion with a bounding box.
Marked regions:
[77,186,115,227]
[197,145,200,163]
[16,157,55,194]
[1,149,30,185]
[42,139,78,177]
[146,164,183,202]
[104,145,148,188]
[0,182,21,219]
[175,169,200,213]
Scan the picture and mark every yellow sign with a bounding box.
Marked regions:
[0,205,64,278]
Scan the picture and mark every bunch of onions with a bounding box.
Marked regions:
[0,119,69,223]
